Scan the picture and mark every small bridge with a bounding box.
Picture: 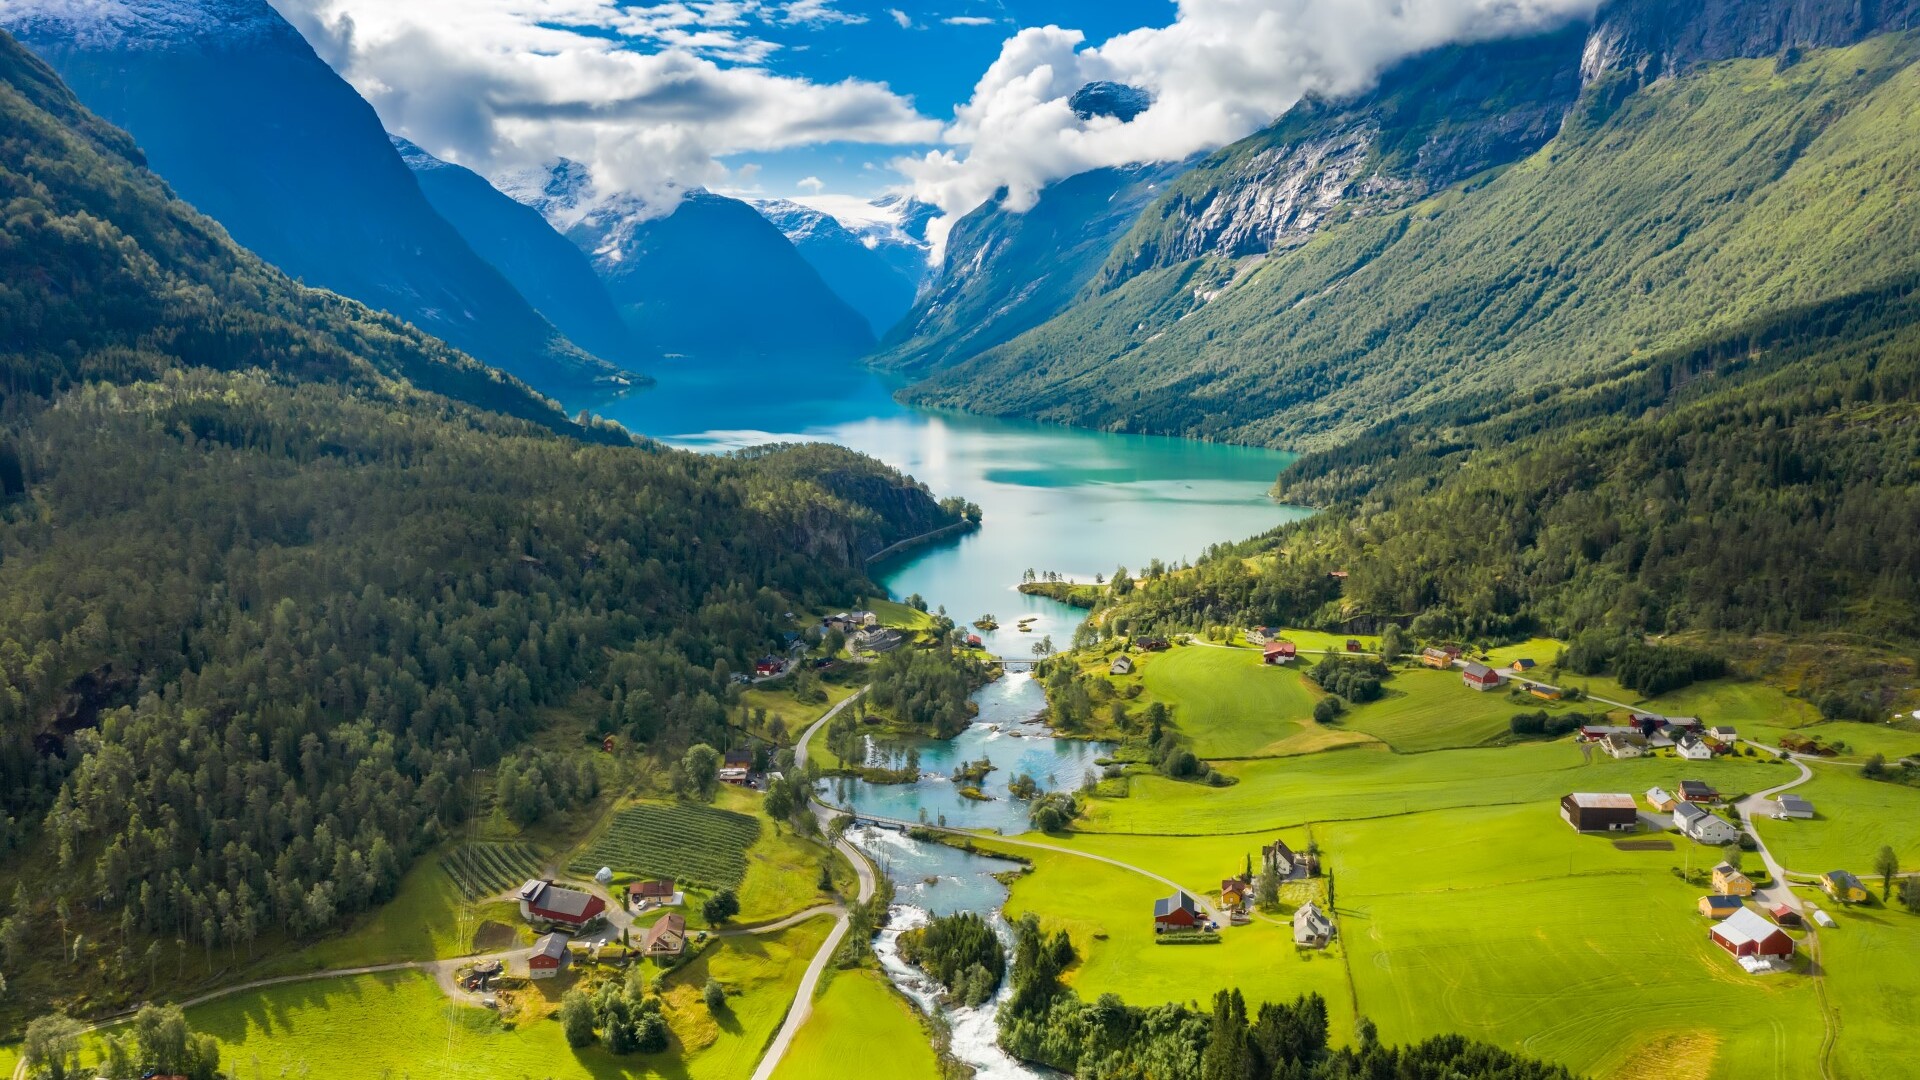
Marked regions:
[984,656,1040,672]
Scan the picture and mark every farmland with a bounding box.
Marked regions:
[770,968,943,1080]
[571,801,761,889]
[444,841,546,898]
[1136,644,1358,758]
[1338,666,1536,752]
[1748,767,1920,874]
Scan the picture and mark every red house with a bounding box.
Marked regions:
[517,879,607,928]
[1461,662,1501,691]
[1263,640,1297,665]
[1345,639,1363,652]
[1153,890,1202,932]
[1711,908,1794,960]
[628,879,676,903]
[527,932,570,978]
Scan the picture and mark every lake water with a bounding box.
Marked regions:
[583,354,1308,654]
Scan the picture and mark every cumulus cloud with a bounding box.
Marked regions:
[898,0,1598,253]
[797,175,826,192]
[269,0,937,210]
[887,9,912,29]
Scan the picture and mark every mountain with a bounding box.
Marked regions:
[0,27,961,1020]
[751,198,921,338]
[499,165,874,360]
[392,136,654,372]
[1069,80,1153,122]
[902,19,1920,447]
[0,0,631,398]
[1581,0,1920,86]
[872,161,1189,377]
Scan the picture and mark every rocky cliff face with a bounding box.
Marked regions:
[1582,0,1920,85]
[1099,23,1588,288]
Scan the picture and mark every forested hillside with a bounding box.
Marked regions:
[0,30,960,1020]
[1092,273,1920,663]
[904,32,1920,449]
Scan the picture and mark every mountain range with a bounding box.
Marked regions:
[750,196,934,338]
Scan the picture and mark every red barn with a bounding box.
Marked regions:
[1263,640,1297,665]
[1153,891,1202,932]
[517,879,607,928]
[527,932,570,978]
[1711,908,1794,960]
[1460,662,1501,691]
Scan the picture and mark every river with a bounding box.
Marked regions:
[581,353,1301,1075]
[585,354,1309,654]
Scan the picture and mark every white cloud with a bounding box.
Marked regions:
[898,0,1599,255]
[942,16,997,26]
[269,0,937,211]
[886,8,912,29]
[797,175,827,193]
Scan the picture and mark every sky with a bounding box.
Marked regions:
[270,0,1597,245]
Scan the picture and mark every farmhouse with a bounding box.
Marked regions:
[1153,890,1203,932]
[1263,640,1297,664]
[1137,637,1171,652]
[1220,873,1253,911]
[528,932,570,979]
[1526,682,1564,701]
[1710,907,1794,965]
[1110,654,1135,675]
[1262,838,1315,878]
[1600,733,1647,759]
[1293,901,1334,948]
[1460,662,1501,691]
[753,656,786,677]
[517,879,607,929]
[1420,647,1454,670]
[1776,794,1815,819]
[1675,733,1713,761]
[1712,863,1755,896]
[1560,793,1639,833]
[643,912,688,958]
[1645,787,1677,812]
[1698,895,1745,918]
[1346,639,1363,652]
[1674,803,1741,845]
[628,879,678,906]
[1580,725,1636,742]
[1821,870,1869,903]
[1708,725,1738,742]
[1678,780,1719,803]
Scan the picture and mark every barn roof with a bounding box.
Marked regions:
[1566,792,1637,810]
[1153,891,1199,918]
[1713,908,1788,948]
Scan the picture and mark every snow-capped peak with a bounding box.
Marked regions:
[0,0,294,50]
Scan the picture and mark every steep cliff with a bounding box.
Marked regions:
[1581,0,1920,85]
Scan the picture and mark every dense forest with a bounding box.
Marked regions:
[896,910,1004,1006]
[1093,271,1920,684]
[0,29,962,1020]
[997,917,1574,1079]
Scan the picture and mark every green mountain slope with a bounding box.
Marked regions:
[0,29,959,1022]
[905,33,1920,449]
[1089,270,1920,684]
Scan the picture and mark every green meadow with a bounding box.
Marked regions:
[771,968,942,1080]
[1337,666,1532,753]
[1748,767,1920,875]
[1138,645,1349,758]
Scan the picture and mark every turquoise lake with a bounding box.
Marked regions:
[585,354,1310,653]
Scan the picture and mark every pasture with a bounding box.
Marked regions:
[1338,667,1536,753]
[771,968,943,1080]
[1807,893,1920,1080]
[1749,766,1920,874]
[975,839,1355,1036]
[1138,645,1362,758]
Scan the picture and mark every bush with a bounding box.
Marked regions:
[1313,697,1346,724]
[703,979,726,1011]
[702,888,740,924]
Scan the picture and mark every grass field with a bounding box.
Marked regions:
[1338,667,1537,753]
[974,839,1355,1035]
[771,967,942,1080]
[1139,645,1370,758]
[1808,894,1920,1080]
[103,918,835,1080]
[1076,740,1796,834]
[1749,766,1920,875]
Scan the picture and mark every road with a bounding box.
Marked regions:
[748,687,876,1080]
[1731,747,1815,909]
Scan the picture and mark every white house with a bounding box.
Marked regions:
[1601,733,1646,760]
[1110,654,1135,675]
[1676,733,1713,761]
[1675,802,1742,845]
[1775,794,1815,819]
[1293,901,1334,948]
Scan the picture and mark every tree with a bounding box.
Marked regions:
[1902,875,1920,914]
[680,744,721,801]
[1254,871,1281,911]
[763,776,795,826]
[22,1013,83,1080]
[703,888,740,924]
[1379,625,1405,662]
[1875,845,1901,901]
[1312,697,1344,724]
[560,988,597,1047]
[703,979,727,1011]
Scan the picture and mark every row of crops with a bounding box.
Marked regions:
[570,803,761,890]
[443,841,545,899]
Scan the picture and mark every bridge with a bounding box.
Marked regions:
[983,656,1040,671]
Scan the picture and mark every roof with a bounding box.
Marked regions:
[1712,862,1747,878]
[1701,894,1744,909]
[1512,658,1536,668]
[1679,780,1717,796]
[517,879,547,902]
[1565,793,1637,810]
[1153,891,1200,918]
[643,913,686,949]
[1461,662,1496,679]
[1713,908,1787,948]
[1779,794,1814,810]
[1263,838,1296,864]
[1646,786,1673,802]
[1825,870,1865,888]
[525,881,605,921]
[1674,803,1708,823]
[1293,901,1333,933]
[531,932,569,960]
[629,879,676,897]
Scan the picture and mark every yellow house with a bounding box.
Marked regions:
[1711,863,1754,896]
[1528,683,1563,701]
[1420,647,1453,669]
[1698,895,1744,918]
[1821,870,1869,903]
[1220,874,1252,911]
